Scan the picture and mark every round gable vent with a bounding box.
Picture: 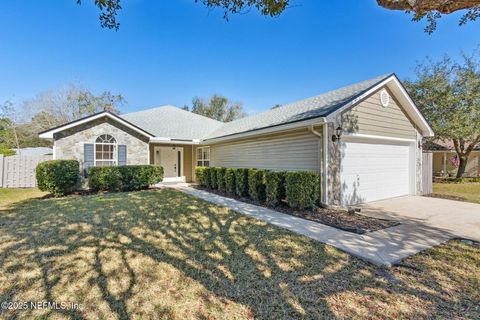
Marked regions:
[380,89,390,107]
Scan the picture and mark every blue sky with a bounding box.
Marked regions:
[0,0,478,115]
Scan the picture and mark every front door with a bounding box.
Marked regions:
[154,147,184,181]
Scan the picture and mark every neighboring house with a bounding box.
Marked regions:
[424,140,480,177]
[39,74,434,206]
[13,147,53,156]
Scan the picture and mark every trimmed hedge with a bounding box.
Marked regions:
[225,168,236,194]
[235,168,249,197]
[195,166,208,187]
[36,160,80,197]
[248,169,268,202]
[265,171,287,206]
[285,171,320,209]
[209,167,220,189]
[88,165,163,192]
[217,167,227,192]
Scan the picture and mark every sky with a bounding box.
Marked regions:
[0,0,478,116]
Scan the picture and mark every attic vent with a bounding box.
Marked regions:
[380,89,390,107]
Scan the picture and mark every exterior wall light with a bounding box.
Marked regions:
[332,126,342,142]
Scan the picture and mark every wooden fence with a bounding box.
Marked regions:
[0,154,52,188]
[421,152,433,195]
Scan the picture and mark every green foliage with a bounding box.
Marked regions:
[404,51,480,177]
[285,171,320,209]
[0,146,15,156]
[195,166,208,187]
[88,165,163,192]
[185,95,246,122]
[216,167,227,192]
[248,169,268,202]
[209,167,221,190]
[265,171,287,206]
[235,168,249,197]
[225,168,236,194]
[203,167,213,189]
[36,160,80,197]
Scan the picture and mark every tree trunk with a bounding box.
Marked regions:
[456,155,469,178]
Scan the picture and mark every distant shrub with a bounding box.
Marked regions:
[248,169,268,202]
[265,171,287,206]
[88,165,163,192]
[36,160,80,197]
[217,167,227,192]
[195,166,208,187]
[235,168,249,197]
[285,171,320,209]
[225,168,236,194]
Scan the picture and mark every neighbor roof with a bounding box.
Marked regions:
[204,74,392,140]
[121,105,224,140]
[424,140,480,151]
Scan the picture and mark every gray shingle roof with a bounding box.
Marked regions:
[120,74,392,141]
[121,105,224,140]
[204,74,392,140]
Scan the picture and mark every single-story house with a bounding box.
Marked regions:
[424,140,480,177]
[39,73,434,206]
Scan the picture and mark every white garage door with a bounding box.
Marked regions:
[341,138,413,205]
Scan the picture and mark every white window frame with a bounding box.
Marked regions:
[94,134,118,167]
[196,146,210,167]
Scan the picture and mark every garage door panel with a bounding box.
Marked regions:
[341,140,412,205]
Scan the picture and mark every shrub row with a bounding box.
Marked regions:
[88,165,164,192]
[433,177,480,184]
[36,160,80,197]
[195,166,320,209]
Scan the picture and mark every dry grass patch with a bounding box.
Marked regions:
[0,188,478,319]
[431,182,480,204]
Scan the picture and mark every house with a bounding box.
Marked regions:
[39,73,434,206]
[424,140,480,177]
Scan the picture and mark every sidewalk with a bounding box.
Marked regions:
[166,184,454,266]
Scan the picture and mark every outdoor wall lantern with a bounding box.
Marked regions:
[332,126,343,142]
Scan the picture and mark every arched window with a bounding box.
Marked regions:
[95,134,117,166]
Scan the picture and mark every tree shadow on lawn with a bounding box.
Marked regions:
[0,189,478,319]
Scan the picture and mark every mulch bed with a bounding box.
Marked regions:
[193,186,399,234]
[423,193,467,202]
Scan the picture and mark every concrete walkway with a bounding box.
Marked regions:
[164,184,465,266]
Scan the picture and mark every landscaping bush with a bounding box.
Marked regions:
[225,168,236,194]
[36,160,80,197]
[195,166,208,187]
[285,171,320,209]
[202,167,213,189]
[235,168,249,197]
[265,171,287,206]
[209,167,222,190]
[88,165,163,192]
[248,169,268,202]
[217,167,227,192]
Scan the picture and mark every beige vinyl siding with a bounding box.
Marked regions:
[343,87,417,139]
[210,129,321,172]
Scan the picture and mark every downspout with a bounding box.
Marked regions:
[309,124,328,206]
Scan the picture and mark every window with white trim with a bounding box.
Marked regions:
[95,134,117,166]
[196,146,210,167]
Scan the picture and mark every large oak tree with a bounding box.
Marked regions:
[80,0,480,32]
[404,51,480,178]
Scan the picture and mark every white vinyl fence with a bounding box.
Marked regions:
[422,152,433,195]
[0,154,52,188]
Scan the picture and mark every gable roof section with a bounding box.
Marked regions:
[204,74,388,140]
[120,105,223,141]
[38,111,156,139]
[39,74,434,142]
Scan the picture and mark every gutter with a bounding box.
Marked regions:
[309,124,329,206]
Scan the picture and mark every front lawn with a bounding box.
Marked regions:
[0,188,46,209]
[0,189,478,319]
[432,182,480,204]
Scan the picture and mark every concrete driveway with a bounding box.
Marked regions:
[360,196,480,242]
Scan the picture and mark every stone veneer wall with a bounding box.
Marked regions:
[54,117,150,168]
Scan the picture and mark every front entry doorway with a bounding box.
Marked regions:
[154,146,184,182]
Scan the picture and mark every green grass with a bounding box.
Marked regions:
[433,182,480,204]
[0,188,478,319]
[0,188,47,208]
